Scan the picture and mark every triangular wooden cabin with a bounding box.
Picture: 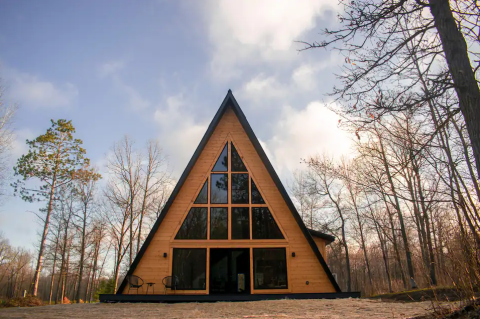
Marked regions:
[102,91,357,302]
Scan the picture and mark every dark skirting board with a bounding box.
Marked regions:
[100,292,360,303]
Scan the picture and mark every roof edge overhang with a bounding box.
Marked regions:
[307,229,335,245]
[116,90,342,294]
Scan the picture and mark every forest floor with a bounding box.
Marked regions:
[0,298,456,319]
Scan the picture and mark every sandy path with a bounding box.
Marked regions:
[0,298,445,319]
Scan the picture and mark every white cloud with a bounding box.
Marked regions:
[98,60,125,78]
[5,69,78,108]
[265,101,351,178]
[153,95,208,176]
[240,74,286,102]
[98,60,151,110]
[205,0,337,79]
[292,53,345,90]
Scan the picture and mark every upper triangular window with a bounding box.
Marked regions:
[231,143,247,172]
[212,143,228,172]
[251,179,265,204]
[194,179,208,204]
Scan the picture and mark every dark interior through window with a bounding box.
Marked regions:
[210,207,228,239]
[231,207,250,239]
[253,248,288,289]
[172,248,207,290]
[175,207,207,239]
[212,143,228,172]
[252,207,284,239]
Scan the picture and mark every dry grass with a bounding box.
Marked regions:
[0,298,450,319]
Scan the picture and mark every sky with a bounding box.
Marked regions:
[0,0,352,249]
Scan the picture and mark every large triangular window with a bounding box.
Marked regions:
[212,143,228,172]
[231,143,247,172]
[252,207,284,239]
[175,207,208,239]
[176,140,284,241]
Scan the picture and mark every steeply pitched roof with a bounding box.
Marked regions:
[117,90,341,293]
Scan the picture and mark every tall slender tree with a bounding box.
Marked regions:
[12,119,90,296]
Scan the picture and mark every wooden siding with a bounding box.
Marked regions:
[122,106,335,294]
[312,237,327,262]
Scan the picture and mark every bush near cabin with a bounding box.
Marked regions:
[0,296,44,308]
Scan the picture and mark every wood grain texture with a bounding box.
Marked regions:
[123,106,335,294]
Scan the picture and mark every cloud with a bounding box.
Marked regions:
[98,60,125,78]
[205,0,337,79]
[5,68,78,108]
[265,101,352,178]
[153,94,208,176]
[240,74,286,102]
[98,60,151,110]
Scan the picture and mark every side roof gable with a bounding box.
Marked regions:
[117,90,341,293]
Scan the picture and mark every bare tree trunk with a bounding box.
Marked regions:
[375,125,417,288]
[428,0,480,179]
[31,177,56,296]
[48,228,60,304]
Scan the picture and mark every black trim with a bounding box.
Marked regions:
[116,90,341,294]
[101,292,359,302]
[307,229,336,245]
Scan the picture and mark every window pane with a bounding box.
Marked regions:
[210,207,228,239]
[172,248,207,290]
[251,179,265,204]
[194,180,208,204]
[232,207,250,239]
[175,208,207,239]
[232,173,249,204]
[211,174,228,204]
[231,143,247,172]
[212,143,228,172]
[253,248,288,289]
[252,207,284,239]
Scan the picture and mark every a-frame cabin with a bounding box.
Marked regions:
[101,91,358,302]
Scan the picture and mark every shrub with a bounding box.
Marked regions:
[93,278,116,301]
[1,296,44,308]
[63,296,71,304]
[78,299,84,304]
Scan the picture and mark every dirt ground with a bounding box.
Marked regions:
[0,298,455,319]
